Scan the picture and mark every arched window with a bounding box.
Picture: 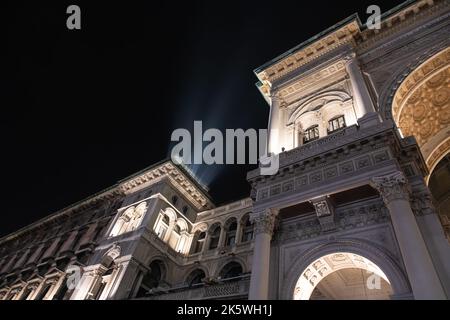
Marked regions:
[224,218,237,247]
[155,214,170,240]
[182,206,189,215]
[191,231,206,254]
[240,214,254,243]
[208,225,221,250]
[327,115,346,133]
[128,202,147,232]
[185,269,206,288]
[153,208,177,243]
[303,125,319,144]
[109,202,147,237]
[219,262,243,281]
[136,260,165,298]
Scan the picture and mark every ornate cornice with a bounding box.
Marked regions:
[119,161,214,211]
[371,171,410,205]
[255,20,359,85]
[276,59,348,102]
[357,0,449,54]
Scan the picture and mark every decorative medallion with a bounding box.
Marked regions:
[412,103,427,121]
[433,87,449,107]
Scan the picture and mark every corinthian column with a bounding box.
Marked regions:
[345,54,375,119]
[371,171,446,299]
[248,208,278,300]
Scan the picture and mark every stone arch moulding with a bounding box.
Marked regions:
[391,47,450,124]
[387,46,450,178]
[192,222,208,233]
[183,265,210,282]
[144,256,169,282]
[213,257,248,278]
[163,207,177,223]
[380,42,450,121]
[426,136,450,184]
[288,90,352,124]
[282,239,411,300]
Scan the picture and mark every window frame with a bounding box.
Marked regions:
[303,125,320,144]
[327,115,346,134]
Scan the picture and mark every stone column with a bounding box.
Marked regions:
[248,208,278,300]
[267,95,281,154]
[345,54,376,119]
[371,171,446,299]
[410,188,450,298]
[235,222,243,245]
[217,226,227,249]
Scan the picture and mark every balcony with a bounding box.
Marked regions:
[137,277,250,300]
[248,116,394,180]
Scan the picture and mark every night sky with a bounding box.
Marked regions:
[1,0,406,237]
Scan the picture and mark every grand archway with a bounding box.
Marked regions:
[391,47,450,238]
[392,47,450,176]
[293,252,393,300]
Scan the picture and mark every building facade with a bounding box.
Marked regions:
[1,0,449,300]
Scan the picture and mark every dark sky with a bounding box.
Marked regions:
[1,0,406,237]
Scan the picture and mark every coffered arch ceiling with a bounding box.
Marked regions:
[392,47,450,178]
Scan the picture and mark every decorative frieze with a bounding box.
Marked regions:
[277,201,388,244]
[255,144,393,202]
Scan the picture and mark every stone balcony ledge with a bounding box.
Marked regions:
[248,115,394,180]
[136,277,250,300]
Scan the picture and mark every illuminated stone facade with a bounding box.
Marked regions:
[0,0,449,300]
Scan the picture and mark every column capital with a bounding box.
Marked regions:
[269,92,288,107]
[250,208,279,236]
[371,171,410,205]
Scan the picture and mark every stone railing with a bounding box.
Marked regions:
[139,279,250,300]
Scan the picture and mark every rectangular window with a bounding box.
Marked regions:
[328,116,346,133]
[303,125,319,144]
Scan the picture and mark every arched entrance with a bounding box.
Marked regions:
[391,47,450,237]
[284,240,411,300]
[392,47,450,172]
[293,252,393,300]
